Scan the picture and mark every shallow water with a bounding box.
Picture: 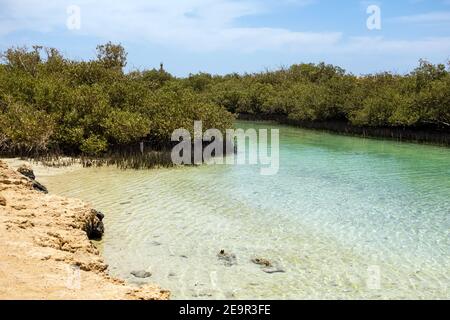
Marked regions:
[41,121,450,299]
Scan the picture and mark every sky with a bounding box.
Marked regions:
[0,0,450,76]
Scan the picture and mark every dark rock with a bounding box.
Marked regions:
[131,270,152,278]
[86,209,105,240]
[17,165,35,180]
[32,180,48,194]
[217,249,237,266]
[17,165,48,194]
[88,221,104,240]
[92,209,104,221]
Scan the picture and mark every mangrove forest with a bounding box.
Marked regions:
[1,43,449,157]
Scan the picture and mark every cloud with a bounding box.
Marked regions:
[342,36,450,55]
[0,0,340,52]
[391,11,450,23]
[0,0,449,69]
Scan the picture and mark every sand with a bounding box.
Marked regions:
[0,159,170,300]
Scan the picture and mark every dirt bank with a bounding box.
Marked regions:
[0,160,169,300]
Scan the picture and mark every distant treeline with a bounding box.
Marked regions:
[1,43,449,157]
[186,59,450,145]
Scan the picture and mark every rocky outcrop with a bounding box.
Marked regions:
[85,209,105,240]
[17,164,36,180]
[0,160,169,300]
[17,164,48,194]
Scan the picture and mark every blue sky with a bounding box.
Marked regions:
[1,0,450,76]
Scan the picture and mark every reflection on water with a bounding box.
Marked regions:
[41,121,450,299]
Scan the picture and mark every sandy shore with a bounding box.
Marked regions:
[0,159,169,300]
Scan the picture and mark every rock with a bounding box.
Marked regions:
[251,257,272,267]
[217,249,237,266]
[86,209,105,240]
[0,194,6,206]
[92,209,104,221]
[131,270,152,278]
[16,165,48,194]
[17,165,35,180]
[252,257,286,274]
[32,180,48,194]
[89,221,104,240]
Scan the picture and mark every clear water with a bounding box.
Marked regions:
[41,121,450,299]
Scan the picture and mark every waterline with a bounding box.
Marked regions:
[41,121,450,299]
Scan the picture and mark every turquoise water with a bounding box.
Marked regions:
[42,121,450,299]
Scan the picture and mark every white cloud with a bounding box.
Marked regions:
[0,0,341,52]
[0,0,449,65]
[392,11,450,23]
[342,36,450,55]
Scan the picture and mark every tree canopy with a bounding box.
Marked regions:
[1,43,449,155]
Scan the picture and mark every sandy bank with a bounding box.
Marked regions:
[0,160,169,300]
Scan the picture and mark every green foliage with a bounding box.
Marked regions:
[200,61,449,130]
[142,81,233,140]
[0,44,234,155]
[80,135,108,155]
[0,101,54,152]
[96,42,127,70]
[104,110,151,144]
[0,43,448,157]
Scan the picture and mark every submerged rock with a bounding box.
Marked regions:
[251,257,272,267]
[131,270,152,278]
[251,257,286,274]
[217,249,237,266]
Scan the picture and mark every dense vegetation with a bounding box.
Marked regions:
[0,43,234,156]
[1,43,449,156]
[184,61,450,129]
